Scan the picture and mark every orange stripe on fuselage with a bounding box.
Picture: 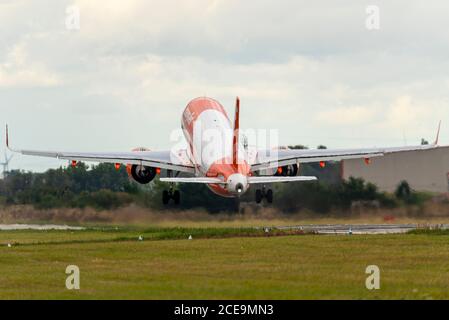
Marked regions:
[181,97,230,144]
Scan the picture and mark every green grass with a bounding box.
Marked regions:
[408,228,449,235]
[0,227,448,299]
[0,227,303,246]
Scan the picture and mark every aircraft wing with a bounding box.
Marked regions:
[248,176,317,184]
[11,148,195,173]
[6,126,195,174]
[251,144,438,171]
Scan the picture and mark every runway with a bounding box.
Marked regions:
[273,224,448,235]
[0,223,446,234]
[0,224,85,231]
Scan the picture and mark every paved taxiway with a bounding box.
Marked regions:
[273,224,448,234]
[0,224,85,231]
[0,223,446,234]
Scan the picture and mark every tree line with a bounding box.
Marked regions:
[0,162,428,213]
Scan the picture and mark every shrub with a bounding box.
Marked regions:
[77,190,133,210]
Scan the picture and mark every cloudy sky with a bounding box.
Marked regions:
[1,0,449,171]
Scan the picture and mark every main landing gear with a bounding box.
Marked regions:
[162,185,180,205]
[255,186,273,204]
[162,170,180,205]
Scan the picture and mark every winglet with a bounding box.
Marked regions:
[5,124,16,152]
[5,124,9,149]
[232,97,240,165]
[434,120,442,145]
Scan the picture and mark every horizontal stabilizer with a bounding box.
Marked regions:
[160,177,226,184]
[248,176,317,184]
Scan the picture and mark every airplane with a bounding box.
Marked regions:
[5,97,441,206]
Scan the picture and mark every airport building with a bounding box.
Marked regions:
[341,146,449,193]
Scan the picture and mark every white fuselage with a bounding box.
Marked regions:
[181,97,250,197]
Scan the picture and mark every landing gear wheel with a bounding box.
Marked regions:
[162,188,181,205]
[255,187,274,204]
[162,190,170,205]
[255,189,263,204]
[266,189,273,203]
[173,190,181,205]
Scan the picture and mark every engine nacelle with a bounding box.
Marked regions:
[130,164,157,184]
[275,164,299,177]
[126,147,157,184]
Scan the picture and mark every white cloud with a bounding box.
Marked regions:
[317,106,377,125]
[2,1,449,171]
[0,43,61,87]
[386,96,421,128]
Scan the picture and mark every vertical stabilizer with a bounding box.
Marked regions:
[233,97,240,165]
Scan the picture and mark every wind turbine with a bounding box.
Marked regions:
[0,151,13,178]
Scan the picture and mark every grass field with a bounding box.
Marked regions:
[0,226,449,299]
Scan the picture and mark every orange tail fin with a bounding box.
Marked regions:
[233,97,240,165]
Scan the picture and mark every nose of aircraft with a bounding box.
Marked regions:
[227,173,249,196]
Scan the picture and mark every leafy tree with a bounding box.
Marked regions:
[288,145,308,150]
[395,180,412,201]
[0,159,408,214]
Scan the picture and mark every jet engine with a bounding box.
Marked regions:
[129,164,157,184]
[275,164,299,177]
[126,147,157,184]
